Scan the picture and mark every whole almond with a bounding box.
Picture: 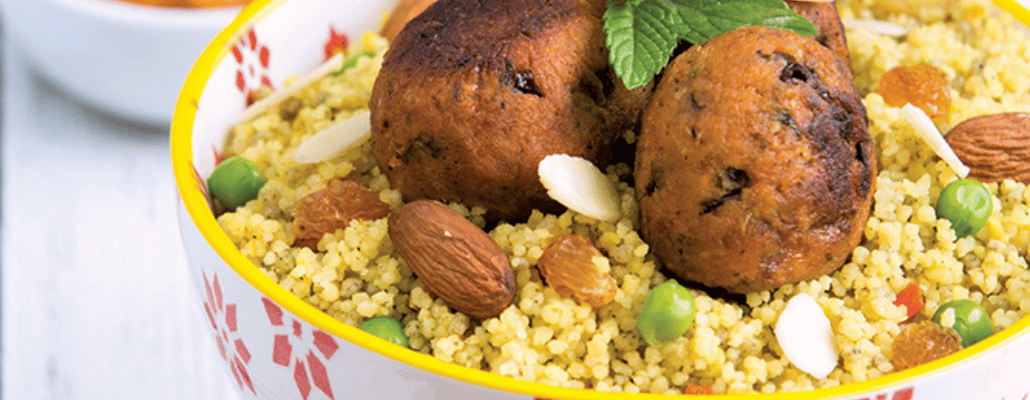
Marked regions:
[946,112,1030,183]
[388,200,514,319]
[379,0,439,41]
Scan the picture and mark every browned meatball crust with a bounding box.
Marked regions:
[786,0,850,66]
[635,26,876,293]
[370,0,649,222]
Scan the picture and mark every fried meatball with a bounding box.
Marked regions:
[786,0,850,66]
[370,0,650,222]
[635,26,876,293]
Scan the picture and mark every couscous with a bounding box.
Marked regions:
[213,0,1030,394]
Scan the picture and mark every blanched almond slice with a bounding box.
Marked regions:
[843,19,909,37]
[240,52,344,122]
[294,110,371,164]
[902,103,971,178]
[775,293,839,379]
[538,154,621,222]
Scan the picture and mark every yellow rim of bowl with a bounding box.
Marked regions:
[994,0,1030,27]
[171,0,1030,398]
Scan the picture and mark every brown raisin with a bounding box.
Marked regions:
[536,234,617,307]
[891,320,963,371]
[876,64,951,122]
[293,179,391,247]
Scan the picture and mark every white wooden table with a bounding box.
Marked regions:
[0,27,240,400]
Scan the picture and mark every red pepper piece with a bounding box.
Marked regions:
[894,282,924,320]
[684,383,715,395]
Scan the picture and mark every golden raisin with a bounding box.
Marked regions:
[891,320,963,371]
[876,64,951,121]
[536,234,617,307]
[293,179,391,247]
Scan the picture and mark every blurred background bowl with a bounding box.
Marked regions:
[1,0,242,126]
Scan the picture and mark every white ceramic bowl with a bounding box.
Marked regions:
[171,0,1030,399]
[0,0,241,125]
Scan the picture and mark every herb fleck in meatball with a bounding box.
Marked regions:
[370,0,650,222]
[635,26,876,293]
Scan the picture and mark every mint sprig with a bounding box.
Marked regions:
[604,0,818,89]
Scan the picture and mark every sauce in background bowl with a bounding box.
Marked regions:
[111,0,249,8]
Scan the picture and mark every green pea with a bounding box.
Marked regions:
[207,157,266,210]
[637,281,696,347]
[359,315,409,348]
[932,299,993,347]
[936,178,992,238]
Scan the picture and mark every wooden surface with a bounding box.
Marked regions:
[0,30,240,400]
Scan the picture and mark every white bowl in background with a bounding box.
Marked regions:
[0,0,241,126]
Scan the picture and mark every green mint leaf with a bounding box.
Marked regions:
[603,0,818,89]
[604,0,682,89]
[670,0,818,41]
